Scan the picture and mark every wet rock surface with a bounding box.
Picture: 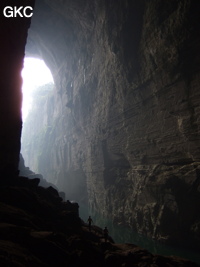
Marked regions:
[0,176,199,267]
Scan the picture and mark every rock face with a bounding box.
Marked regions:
[21,0,200,249]
[0,0,34,175]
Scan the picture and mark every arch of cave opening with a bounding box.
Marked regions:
[21,57,54,121]
[20,57,54,176]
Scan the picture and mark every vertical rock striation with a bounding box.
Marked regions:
[22,0,200,248]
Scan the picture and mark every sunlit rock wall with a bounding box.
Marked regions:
[22,0,200,248]
[0,0,34,176]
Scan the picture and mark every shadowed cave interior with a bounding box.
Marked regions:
[1,0,200,266]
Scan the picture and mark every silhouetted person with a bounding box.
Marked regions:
[87,216,93,231]
[103,227,109,242]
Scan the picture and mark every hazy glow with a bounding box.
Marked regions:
[21,57,54,120]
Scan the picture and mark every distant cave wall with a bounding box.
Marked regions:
[0,0,34,176]
[22,0,200,247]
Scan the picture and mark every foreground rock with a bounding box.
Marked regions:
[0,175,199,266]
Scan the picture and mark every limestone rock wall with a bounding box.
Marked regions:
[22,0,200,248]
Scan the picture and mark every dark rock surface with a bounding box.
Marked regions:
[0,175,199,267]
[0,0,34,175]
[21,0,200,250]
[19,153,66,200]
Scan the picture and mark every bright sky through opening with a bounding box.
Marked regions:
[21,57,54,121]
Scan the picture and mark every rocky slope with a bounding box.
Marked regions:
[0,175,199,267]
[21,0,200,250]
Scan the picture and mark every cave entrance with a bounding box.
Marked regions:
[20,57,54,181]
[21,57,54,121]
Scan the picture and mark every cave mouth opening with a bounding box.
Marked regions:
[20,56,55,182]
[21,57,54,121]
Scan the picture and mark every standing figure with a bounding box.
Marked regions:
[103,226,109,242]
[87,216,93,231]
